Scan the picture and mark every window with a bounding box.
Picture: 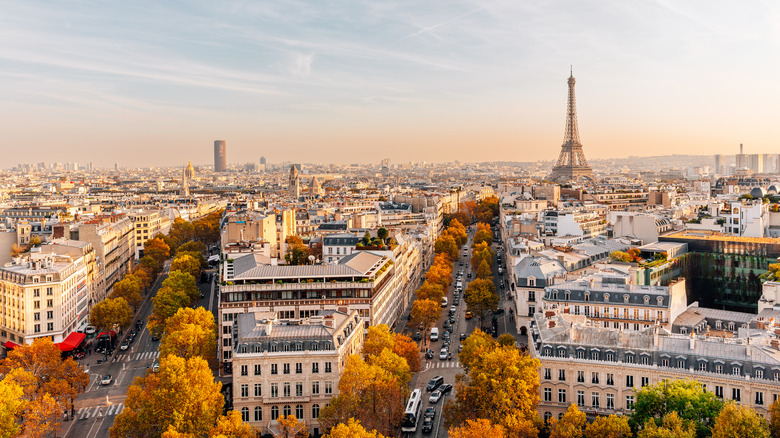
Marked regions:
[283,405,291,417]
[46,299,53,308]
[677,359,685,368]
[591,351,599,360]
[296,404,304,419]
[544,412,552,422]
[312,381,320,395]
[757,369,765,379]
[715,385,724,398]
[577,371,585,383]
[544,388,552,402]
[271,406,279,420]
[271,383,279,398]
[756,391,765,405]
[254,364,261,375]
[283,363,290,374]
[557,348,566,358]
[699,362,707,372]
[271,364,278,375]
[641,377,649,387]
[296,382,303,397]
[46,322,53,331]
[34,324,40,333]
[46,311,53,319]
[626,375,634,388]
[254,384,262,397]
[626,395,635,410]
[47,287,53,296]
[625,354,634,364]
[577,391,585,406]
[254,406,262,422]
[732,388,741,402]
[241,365,248,376]
[577,350,585,359]
[34,289,40,298]
[732,366,741,376]
[557,389,567,403]
[529,290,536,301]
[607,393,615,409]
[606,373,614,386]
[34,313,40,321]
[283,383,291,397]
[312,362,319,373]
[591,372,599,384]
[558,369,566,381]
[641,355,650,365]
[325,362,332,373]
[296,363,303,374]
[606,352,615,362]
[325,381,333,394]
[528,306,535,317]
[241,384,248,398]
[241,407,249,422]
[34,301,40,309]
[544,368,551,380]
[716,364,723,374]
[591,392,600,408]
[312,404,320,419]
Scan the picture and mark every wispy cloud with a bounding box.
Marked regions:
[288,53,314,78]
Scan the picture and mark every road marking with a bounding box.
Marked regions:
[79,404,125,420]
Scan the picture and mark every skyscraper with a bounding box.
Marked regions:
[214,140,227,172]
[714,154,725,175]
[548,68,594,182]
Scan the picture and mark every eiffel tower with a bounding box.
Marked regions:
[548,68,594,182]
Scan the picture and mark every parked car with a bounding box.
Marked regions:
[151,362,160,373]
[460,333,467,341]
[426,376,444,391]
[85,326,96,335]
[422,417,434,433]
[414,332,422,341]
[467,272,472,278]
[100,375,112,386]
[150,334,159,341]
[439,383,453,395]
[465,312,473,319]
[429,390,442,404]
[424,407,436,419]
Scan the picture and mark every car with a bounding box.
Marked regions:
[85,326,96,335]
[458,344,463,352]
[422,417,434,433]
[460,333,467,341]
[100,375,112,386]
[467,272,472,278]
[493,308,506,315]
[454,298,460,305]
[449,305,456,315]
[429,390,442,403]
[426,376,444,391]
[151,362,160,373]
[443,331,450,340]
[447,325,453,333]
[414,332,422,341]
[119,342,129,351]
[465,311,473,319]
[439,349,448,360]
[150,334,159,341]
[425,349,434,359]
[424,407,436,419]
[449,316,455,324]
[439,383,453,395]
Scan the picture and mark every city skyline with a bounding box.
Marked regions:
[2,1,780,167]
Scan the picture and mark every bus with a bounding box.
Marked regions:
[401,389,423,433]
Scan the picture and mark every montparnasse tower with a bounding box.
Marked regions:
[548,67,594,182]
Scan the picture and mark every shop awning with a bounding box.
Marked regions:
[57,332,86,352]
[3,341,19,350]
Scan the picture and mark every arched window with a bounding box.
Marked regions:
[312,404,320,419]
[241,407,249,422]
[623,294,629,304]
[544,412,552,422]
[564,290,571,300]
[283,405,291,417]
[254,406,262,422]
[643,295,649,305]
[584,292,590,302]
[271,406,279,420]
[604,293,610,302]
[296,404,304,419]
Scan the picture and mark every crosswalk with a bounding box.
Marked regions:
[112,351,159,363]
[77,403,125,420]
[425,361,461,369]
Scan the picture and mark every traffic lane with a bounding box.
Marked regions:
[416,343,462,438]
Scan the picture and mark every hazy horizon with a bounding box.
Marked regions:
[2,1,779,167]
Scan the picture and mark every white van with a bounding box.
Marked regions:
[456,281,463,290]
[441,297,448,308]
[430,327,439,341]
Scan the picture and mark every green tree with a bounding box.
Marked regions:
[171,254,201,279]
[377,228,389,242]
[162,270,199,304]
[711,402,769,438]
[630,379,723,438]
[90,297,133,332]
[111,275,143,309]
[362,231,371,246]
[148,286,190,337]
[110,356,223,438]
[548,404,585,438]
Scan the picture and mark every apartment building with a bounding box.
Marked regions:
[542,210,607,241]
[512,256,566,335]
[231,310,363,437]
[128,209,172,258]
[533,311,780,421]
[322,233,360,264]
[0,248,90,345]
[75,214,134,302]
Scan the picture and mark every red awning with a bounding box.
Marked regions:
[3,341,19,350]
[57,332,86,352]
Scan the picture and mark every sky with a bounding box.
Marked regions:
[1,0,779,168]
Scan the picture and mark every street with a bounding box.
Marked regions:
[61,263,218,438]
[401,221,526,438]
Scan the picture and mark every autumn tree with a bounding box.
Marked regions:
[275,415,309,438]
[110,356,223,438]
[548,404,585,438]
[362,324,421,372]
[457,329,496,369]
[610,251,634,263]
[415,281,445,302]
[162,270,199,304]
[476,259,492,279]
[585,414,632,438]
[473,223,492,246]
[446,219,468,246]
[148,286,191,337]
[435,234,459,262]
[637,412,695,438]
[177,240,207,255]
[193,210,222,244]
[769,398,780,438]
[445,341,540,436]
[132,266,152,290]
[0,376,26,438]
[285,236,311,265]
[90,297,133,332]
[168,218,195,250]
[449,418,507,438]
[497,334,515,348]
[171,254,201,279]
[377,227,389,242]
[111,275,143,309]
[144,236,171,268]
[464,278,498,324]
[159,307,216,366]
[324,418,386,438]
[425,255,453,289]
[209,410,258,438]
[711,402,769,438]
[411,299,441,341]
[630,379,723,438]
[140,255,161,277]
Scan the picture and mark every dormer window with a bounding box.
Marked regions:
[623,294,629,304]
[584,292,590,302]
[604,293,610,302]
[564,290,571,300]
[528,277,536,287]
[643,296,649,305]
[657,297,663,306]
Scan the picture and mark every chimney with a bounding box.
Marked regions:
[653,325,659,347]
[689,331,696,350]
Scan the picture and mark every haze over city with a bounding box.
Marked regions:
[2,0,779,167]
